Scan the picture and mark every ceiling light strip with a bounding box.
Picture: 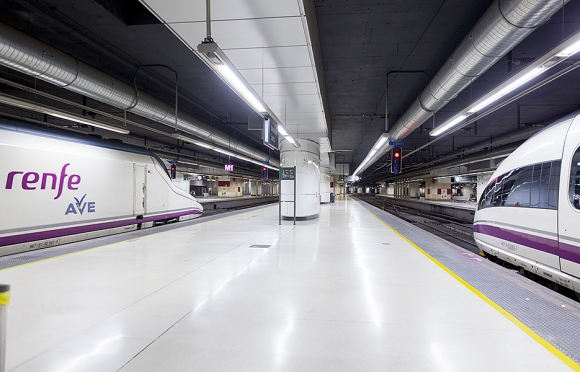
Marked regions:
[172,133,278,171]
[430,29,580,137]
[196,41,300,148]
[0,93,129,134]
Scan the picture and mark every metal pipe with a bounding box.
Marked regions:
[357,0,569,176]
[389,0,569,142]
[206,0,212,39]
[0,22,279,167]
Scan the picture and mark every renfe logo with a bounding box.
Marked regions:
[4,164,81,199]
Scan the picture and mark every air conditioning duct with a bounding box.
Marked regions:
[0,22,278,167]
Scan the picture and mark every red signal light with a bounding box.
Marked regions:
[394,152,400,158]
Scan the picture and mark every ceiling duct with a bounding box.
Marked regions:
[0,22,279,167]
[389,0,568,142]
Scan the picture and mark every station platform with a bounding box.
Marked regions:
[0,197,578,371]
[376,194,476,221]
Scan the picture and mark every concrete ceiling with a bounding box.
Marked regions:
[1,0,580,182]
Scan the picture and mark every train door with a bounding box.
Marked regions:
[133,164,146,216]
[559,116,580,277]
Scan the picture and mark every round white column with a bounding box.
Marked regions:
[320,167,331,203]
[280,139,320,219]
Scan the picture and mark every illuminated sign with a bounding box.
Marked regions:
[281,167,295,180]
[225,164,234,171]
[263,117,279,150]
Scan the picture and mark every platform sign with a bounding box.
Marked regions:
[453,175,476,183]
[280,167,296,180]
[263,117,279,150]
[389,140,405,147]
[224,164,233,172]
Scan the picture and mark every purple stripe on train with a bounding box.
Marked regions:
[473,224,559,255]
[474,223,580,265]
[0,209,202,247]
[558,241,580,265]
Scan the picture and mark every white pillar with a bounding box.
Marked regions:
[320,167,331,203]
[280,139,321,219]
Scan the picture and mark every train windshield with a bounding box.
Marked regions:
[570,146,580,209]
[478,161,560,211]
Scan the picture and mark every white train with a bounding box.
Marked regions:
[0,119,203,256]
[474,111,580,296]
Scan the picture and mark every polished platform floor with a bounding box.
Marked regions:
[0,197,575,371]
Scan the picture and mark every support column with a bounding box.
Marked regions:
[320,167,331,203]
[280,139,321,220]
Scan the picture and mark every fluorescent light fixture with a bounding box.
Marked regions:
[196,41,300,148]
[351,30,580,175]
[278,125,301,148]
[556,38,580,57]
[469,66,545,113]
[0,93,130,134]
[430,29,580,138]
[48,112,130,134]
[277,125,288,136]
[216,64,265,113]
[198,42,266,114]
[171,132,278,171]
[430,114,470,136]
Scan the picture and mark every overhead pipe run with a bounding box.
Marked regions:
[355,0,569,176]
[0,22,279,168]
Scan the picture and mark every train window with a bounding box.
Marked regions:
[549,161,561,210]
[482,179,496,209]
[477,181,495,209]
[477,189,485,210]
[530,164,542,208]
[537,162,551,209]
[493,172,512,207]
[569,147,580,209]
[505,166,532,207]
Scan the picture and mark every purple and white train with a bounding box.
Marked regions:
[474,111,580,296]
[0,118,203,256]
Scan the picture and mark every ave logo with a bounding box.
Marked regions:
[65,194,96,215]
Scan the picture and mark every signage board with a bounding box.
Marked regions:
[224,164,233,171]
[280,167,295,180]
[453,175,476,183]
[389,140,405,146]
[263,117,279,150]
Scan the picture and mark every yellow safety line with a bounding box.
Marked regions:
[357,200,580,371]
[0,206,270,272]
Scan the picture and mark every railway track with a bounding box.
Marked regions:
[199,200,277,217]
[353,195,479,254]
